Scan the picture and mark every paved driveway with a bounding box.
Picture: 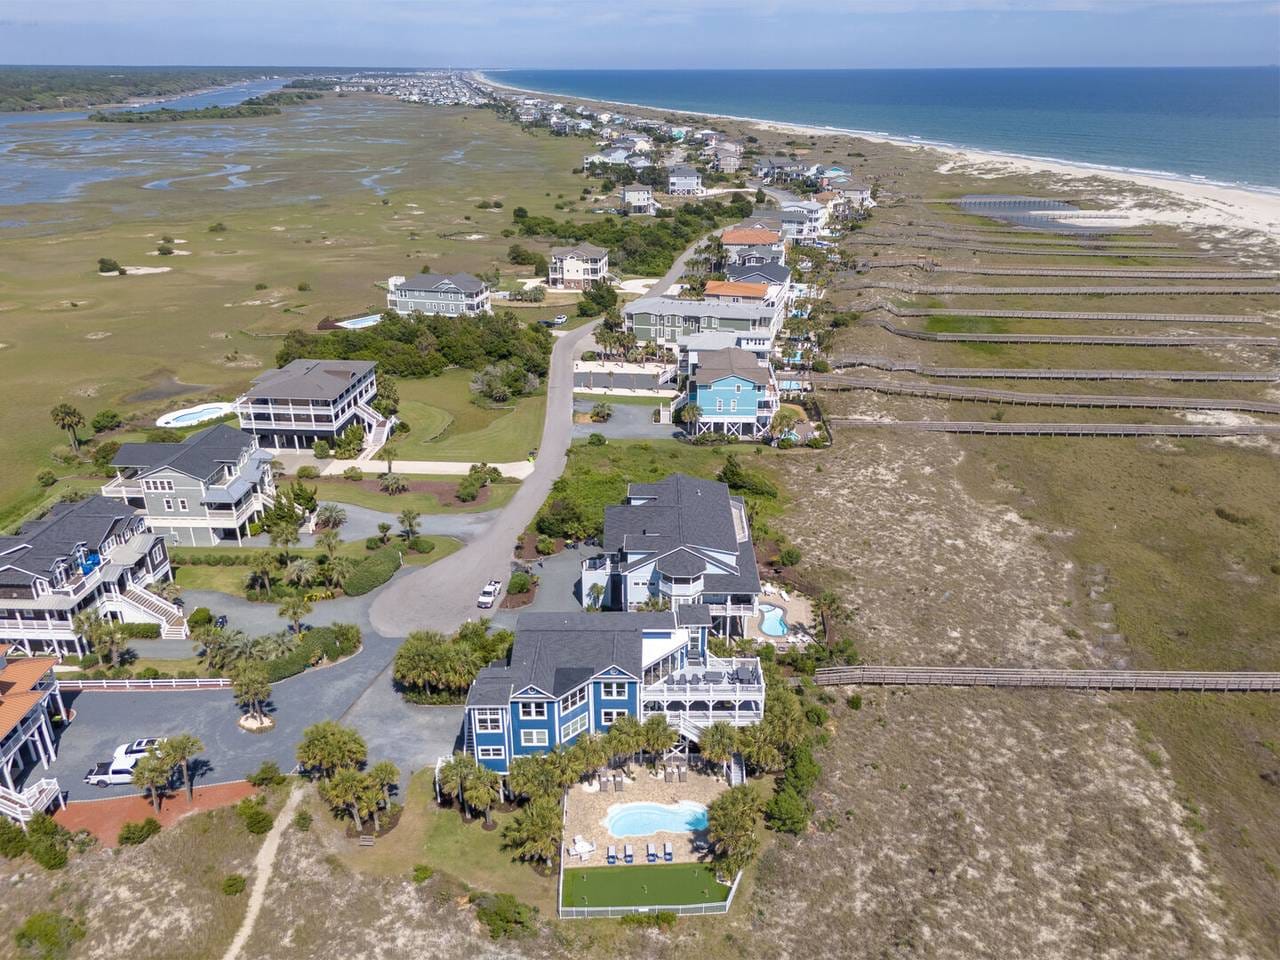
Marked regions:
[572,400,680,442]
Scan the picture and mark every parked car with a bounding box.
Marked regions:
[287,622,314,635]
[84,755,139,788]
[213,614,228,629]
[551,314,568,325]
[113,737,165,760]
[476,579,502,609]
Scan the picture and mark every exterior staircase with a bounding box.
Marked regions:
[120,588,189,640]
[0,779,62,826]
[729,753,747,787]
[355,402,394,464]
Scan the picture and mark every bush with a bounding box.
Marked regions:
[777,546,801,567]
[297,281,311,292]
[471,892,538,940]
[765,783,814,834]
[209,221,227,232]
[247,761,287,787]
[117,817,162,846]
[620,910,677,929]
[120,623,160,639]
[237,798,274,835]
[406,536,435,556]
[804,704,829,728]
[342,466,363,481]
[846,693,863,711]
[36,470,57,488]
[27,836,68,870]
[587,432,606,447]
[297,465,320,480]
[90,409,122,433]
[312,440,331,458]
[343,546,402,596]
[14,911,85,958]
[535,535,555,556]
[0,818,28,859]
[412,863,435,884]
[222,874,247,895]
[254,282,269,291]
[507,571,532,595]
[97,257,122,273]
[292,810,313,832]
[188,606,213,628]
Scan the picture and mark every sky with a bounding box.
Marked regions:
[0,0,1276,69]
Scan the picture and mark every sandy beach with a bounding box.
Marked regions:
[476,71,1280,247]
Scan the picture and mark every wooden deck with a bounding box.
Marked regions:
[832,356,1279,381]
[812,666,1280,692]
[829,420,1280,438]
[884,306,1269,324]
[871,319,1280,347]
[853,280,1280,296]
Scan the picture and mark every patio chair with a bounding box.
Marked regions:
[624,844,634,864]
[664,766,674,783]
[677,765,688,783]
[646,842,658,863]
[614,773,625,792]
[663,841,673,862]
[705,670,724,683]
[607,845,618,865]
[736,665,754,683]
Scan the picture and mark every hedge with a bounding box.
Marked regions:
[120,623,160,639]
[343,546,402,596]
[262,623,361,682]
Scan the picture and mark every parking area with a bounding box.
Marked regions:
[572,399,680,442]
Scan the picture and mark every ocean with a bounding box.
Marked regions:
[493,68,1280,191]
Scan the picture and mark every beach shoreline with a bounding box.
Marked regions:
[475,71,1280,243]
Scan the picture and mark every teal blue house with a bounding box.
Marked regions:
[681,348,778,439]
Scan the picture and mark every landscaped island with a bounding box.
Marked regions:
[89,90,323,123]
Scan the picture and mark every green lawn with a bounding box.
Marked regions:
[311,476,518,515]
[394,370,546,462]
[561,863,732,908]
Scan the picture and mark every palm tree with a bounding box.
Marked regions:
[253,631,296,661]
[398,508,420,541]
[736,722,782,775]
[162,733,205,802]
[381,443,399,475]
[698,721,739,779]
[706,784,764,876]
[568,732,609,784]
[269,518,301,564]
[640,715,677,768]
[326,556,356,591]
[359,772,385,832]
[770,407,801,437]
[506,754,559,803]
[376,522,393,545]
[50,403,85,451]
[603,714,643,774]
[501,796,561,866]
[231,661,271,725]
[132,748,172,813]
[315,529,341,563]
[71,611,107,662]
[283,558,317,588]
[314,503,347,531]
[437,752,478,817]
[296,721,367,781]
[278,595,313,636]
[545,745,585,793]
[84,618,128,669]
[678,403,703,434]
[245,556,275,599]
[224,629,261,665]
[462,764,503,827]
[368,760,399,808]
[325,767,367,829]
[379,473,408,495]
[586,583,605,610]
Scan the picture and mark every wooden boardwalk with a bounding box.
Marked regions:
[885,306,1270,325]
[858,237,1209,259]
[833,356,1279,381]
[929,265,1275,280]
[830,419,1280,438]
[854,280,1280,296]
[812,375,1280,415]
[871,319,1280,348]
[812,665,1280,692]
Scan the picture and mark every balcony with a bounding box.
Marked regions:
[101,476,143,500]
[643,655,764,701]
[581,554,615,573]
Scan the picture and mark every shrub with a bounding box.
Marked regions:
[0,818,28,859]
[297,465,320,480]
[620,910,677,929]
[846,693,863,711]
[406,536,435,556]
[254,282,269,291]
[247,761,287,787]
[471,892,538,939]
[97,257,122,273]
[587,432,606,446]
[90,409,122,432]
[312,440,331,458]
[412,863,435,884]
[222,874,247,895]
[535,535,555,556]
[507,571,532,595]
[14,911,85,958]
[292,809,313,831]
[78,653,100,668]
[188,606,213,628]
[157,243,174,256]
[765,783,814,834]
[36,470,57,488]
[120,622,160,639]
[117,817,162,846]
[209,221,227,232]
[365,536,383,551]
[804,704,829,728]
[343,466,363,481]
[237,798,274,835]
[343,546,402,596]
[27,836,68,870]
[297,281,311,292]
[777,546,802,567]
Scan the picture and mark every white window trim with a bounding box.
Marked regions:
[560,686,587,713]
[560,714,589,741]
[177,499,188,511]
[163,498,173,512]
[520,729,549,747]
[477,745,505,760]
[474,709,503,732]
[600,709,627,726]
[519,701,547,720]
[600,681,627,699]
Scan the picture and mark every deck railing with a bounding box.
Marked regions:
[57,677,230,691]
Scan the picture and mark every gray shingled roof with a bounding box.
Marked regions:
[465,611,681,707]
[624,295,774,322]
[603,475,738,556]
[668,165,699,178]
[112,424,263,484]
[395,272,486,295]
[726,262,791,285]
[0,496,140,587]
[550,243,608,260]
[245,359,375,401]
[691,348,772,387]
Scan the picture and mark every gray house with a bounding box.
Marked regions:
[0,496,184,657]
[387,273,492,315]
[104,425,276,547]
[622,293,784,348]
[235,359,388,452]
[580,474,761,636]
[667,165,703,196]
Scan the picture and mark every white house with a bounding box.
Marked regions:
[720,227,788,266]
[548,243,610,290]
[667,165,703,196]
[387,273,491,316]
[621,184,657,216]
[779,200,830,242]
[236,359,389,452]
[0,648,68,825]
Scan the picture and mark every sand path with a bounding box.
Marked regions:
[221,784,303,960]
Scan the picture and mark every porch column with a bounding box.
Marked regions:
[32,728,50,770]
[38,717,56,763]
[1,758,14,790]
[54,687,67,722]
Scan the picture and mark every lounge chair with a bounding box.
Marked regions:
[598,775,611,793]
[664,766,674,783]
[677,765,688,783]
[607,845,617,865]
[624,844,634,864]
[663,841,673,862]
[646,842,658,863]
[614,774,625,792]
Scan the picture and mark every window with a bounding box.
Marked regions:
[730,399,738,412]
[477,746,504,760]
[600,681,628,700]
[143,479,174,493]
[560,714,589,741]
[520,729,549,747]
[151,545,165,563]
[735,383,742,393]
[560,687,587,713]
[163,498,173,512]
[518,702,547,720]
[601,709,628,726]
[474,709,503,733]
[177,499,188,511]
[715,399,724,413]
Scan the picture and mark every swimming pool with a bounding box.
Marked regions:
[758,603,789,638]
[602,801,708,838]
[155,402,234,428]
[336,314,383,330]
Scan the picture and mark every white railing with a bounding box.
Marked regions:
[0,778,61,825]
[0,618,73,635]
[644,681,766,699]
[57,677,229,691]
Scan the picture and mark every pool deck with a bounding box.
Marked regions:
[748,586,815,647]
[563,766,727,866]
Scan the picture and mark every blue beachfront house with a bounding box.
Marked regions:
[679,347,779,440]
[464,610,764,774]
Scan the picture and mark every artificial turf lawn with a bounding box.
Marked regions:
[560,862,731,908]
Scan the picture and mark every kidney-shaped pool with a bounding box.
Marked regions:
[602,800,708,838]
